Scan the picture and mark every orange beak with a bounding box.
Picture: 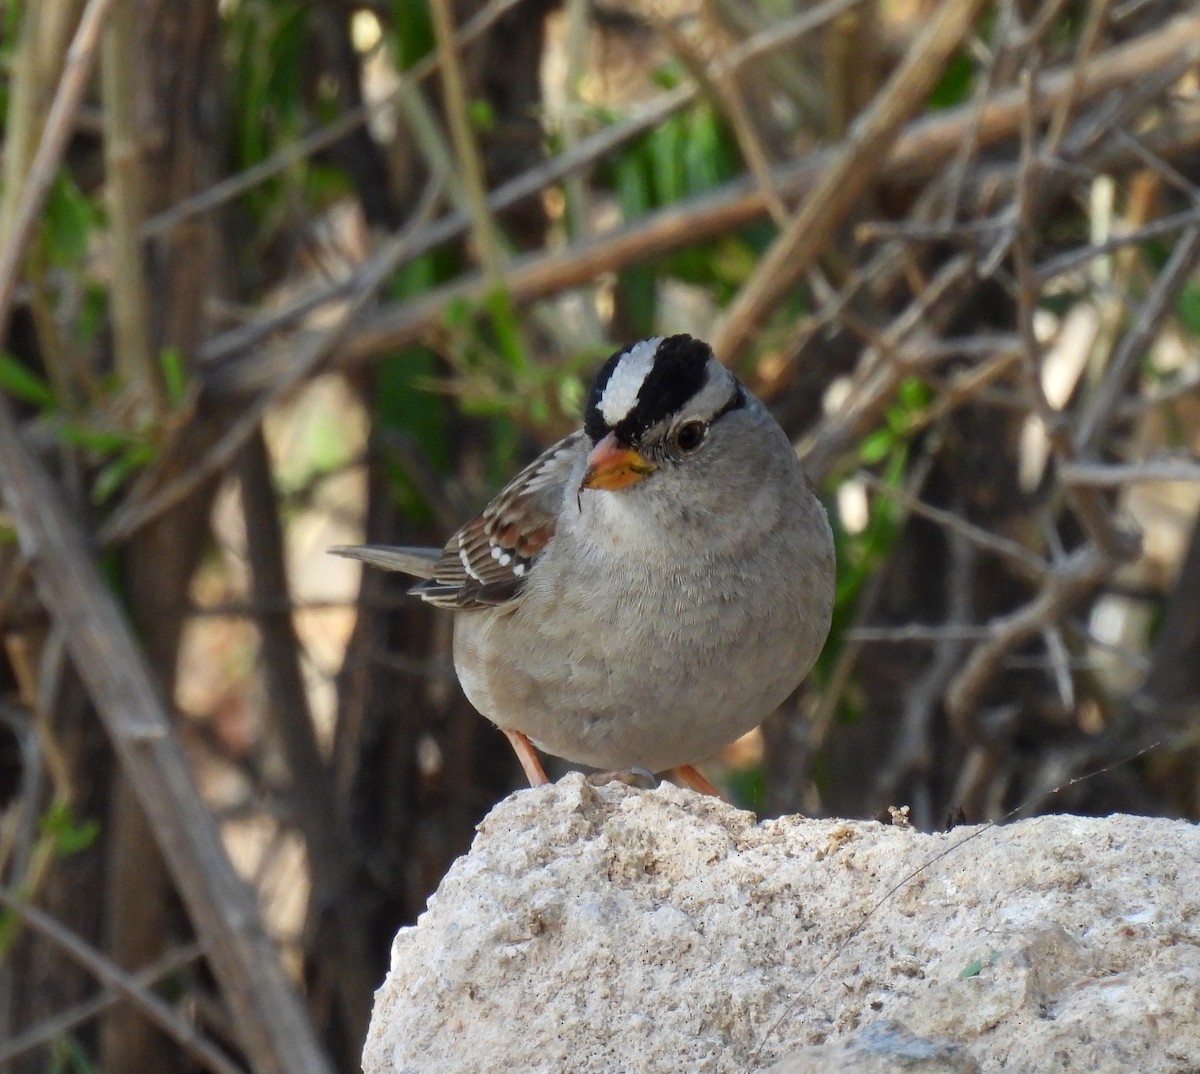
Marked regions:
[580,432,657,491]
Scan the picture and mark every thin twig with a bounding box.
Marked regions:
[196,0,868,368]
[0,942,204,1064]
[429,0,506,284]
[655,13,787,225]
[713,0,991,362]
[0,891,240,1074]
[1036,205,1200,281]
[1060,458,1200,485]
[238,429,373,1046]
[944,545,1113,727]
[855,470,1045,575]
[100,0,161,410]
[873,528,975,824]
[1044,0,1113,155]
[0,398,333,1073]
[1076,224,1200,448]
[98,180,443,546]
[1011,65,1135,561]
[0,0,121,343]
[139,0,527,239]
[199,13,1200,385]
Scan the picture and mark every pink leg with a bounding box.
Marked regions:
[670,764,726,800]
[503,729,549,787]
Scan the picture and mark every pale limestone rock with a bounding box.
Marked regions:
[362,774,1200,1074]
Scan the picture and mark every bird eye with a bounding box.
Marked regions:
[673,420,707,454]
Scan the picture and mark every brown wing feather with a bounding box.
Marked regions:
[412,431,585,609]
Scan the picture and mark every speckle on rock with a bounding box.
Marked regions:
[362,774,1200,1074]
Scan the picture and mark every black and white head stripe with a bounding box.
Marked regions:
[584,334,734,444]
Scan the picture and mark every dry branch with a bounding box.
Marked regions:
[0,397,334,1074]
[711,0,991,362]
[199,10,1200,394]
[944,545,1115,728]
[0,892,240,1074]
[0,0,120,343]
[0,942,204,1066]
[196,0,869,370]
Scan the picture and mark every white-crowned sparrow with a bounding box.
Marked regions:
[333,334,834,794]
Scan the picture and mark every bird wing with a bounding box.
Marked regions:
[413,430,585,610]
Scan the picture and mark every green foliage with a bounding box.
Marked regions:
[46,1035,100,1074]
[39,801,101,857]
[0,352,56,409]
[468,98,495,132]
[223,0,351,226]
[42,172,104,268]
[0,803,101,963]
[375,349,449,526]
[810,376,933,730]
[839,376,931,597]
[389,0,435,70]
[54,420,158,505]
[928,50,975,110]
[599,101,752,332]
[1175,282,1200,336]
[159,346,189,409]
[1,344,175,503]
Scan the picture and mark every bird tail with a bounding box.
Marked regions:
[328,544,441,580]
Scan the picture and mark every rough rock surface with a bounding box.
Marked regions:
[362,775,1200,1074]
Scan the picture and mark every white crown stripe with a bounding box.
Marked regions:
[598,337,662,426]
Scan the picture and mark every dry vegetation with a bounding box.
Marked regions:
[1,1,1199,1072]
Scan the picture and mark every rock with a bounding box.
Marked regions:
[763,1020,980,1073]
[362,774,1200,1074]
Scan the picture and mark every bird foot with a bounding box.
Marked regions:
[502,729,550,787]
[669,764,727,800]
[587,767,658,790]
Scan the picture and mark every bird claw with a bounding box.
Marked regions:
[587,767,658,790]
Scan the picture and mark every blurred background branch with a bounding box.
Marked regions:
[1,1,1200,1071]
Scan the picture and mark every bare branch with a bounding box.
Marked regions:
[0,402,334,1073]
[0,892,240,1074]
[0,0,121,342]
[712,0,992,362]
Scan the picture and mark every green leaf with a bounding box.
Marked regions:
[617,264,658,337]
[159,346,188,408]
[859,428,894,464]
[391,0,434,69]
[896,376,932,411]
[557,373,585,420]
[929,51,974,109]
[97,441,156,504]
[49,1033,100,1074]
[0,353,57,410]
[469,98,495,132]
[1175,283,1200,336]
[77,281,109,345]
[649,119,683,204]
[57,424,134,454]
[959,958,984,979]
[614,152,652,221]
[43,172,100,267]
[484,286,526,371]
[651,61,683,90]
[39,802,101,857]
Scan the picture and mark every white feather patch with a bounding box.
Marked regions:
[459,545,482,582]
[598,337,662,426]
